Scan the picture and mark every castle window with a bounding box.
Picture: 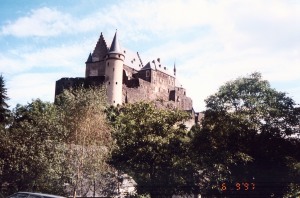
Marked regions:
[146,70,150,77]
[107,62,109,66]
[108,82,110,85]
[114,101,115,103]
[116,82,118,85]
[119,55,121,58]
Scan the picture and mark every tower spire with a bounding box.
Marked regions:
[109,30,122,54]
[173,62,176,76]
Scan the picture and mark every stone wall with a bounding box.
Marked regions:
[86,60,106,77]
[55,76,105,97]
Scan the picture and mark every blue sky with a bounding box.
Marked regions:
[0,0,299,111]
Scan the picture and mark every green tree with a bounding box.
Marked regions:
[0,74,10,127]
[110,102,194,198]
[1,99,67,196]
[56,86,116,198]
[191,72,300,197]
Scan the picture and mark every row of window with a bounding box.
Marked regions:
[108,81,118,85]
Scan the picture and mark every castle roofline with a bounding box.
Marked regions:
[123,49,143,71]
[141,59,175,78]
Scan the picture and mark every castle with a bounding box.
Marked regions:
[55,31,199,124]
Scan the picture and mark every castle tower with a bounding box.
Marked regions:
[105,31,125,106]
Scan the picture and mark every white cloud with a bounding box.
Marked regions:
[1,7,74,37]
[0,40,93,75]
[1,0,300,111]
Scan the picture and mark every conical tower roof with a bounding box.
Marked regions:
[109,31,123,54]
[86,52,92,63]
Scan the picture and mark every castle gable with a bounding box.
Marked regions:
[92,33,108,61]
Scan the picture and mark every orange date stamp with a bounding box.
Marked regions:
[220,182,255,191]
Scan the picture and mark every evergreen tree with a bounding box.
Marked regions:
[0,74,10,126]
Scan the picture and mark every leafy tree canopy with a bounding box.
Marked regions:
[1,99,67,195]
[56,86,116,198]
[110,102,195,198]
[191,72,300,197]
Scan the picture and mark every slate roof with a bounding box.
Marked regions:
[108,31,123,54]
[86,52,92,63]
[142,59,175,78]
[123,49,143,71]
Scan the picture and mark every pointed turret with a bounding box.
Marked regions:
[173,62,176,76]
[86,52,92,63]
[109,30,123,54]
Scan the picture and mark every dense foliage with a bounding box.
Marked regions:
[1,99,67,195]
[56,87,116,197]
[191,72,300,197]
[0,73,299,198]
[0,86,116,197]
[109,102,195,197]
